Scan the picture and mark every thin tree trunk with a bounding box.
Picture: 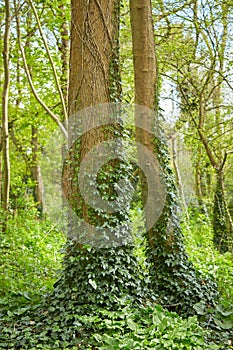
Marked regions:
[25,11,45,215]
[15,4,68,139]
[194,148,203,200]
[171,133,189,218]
[59,3,69,112]
[2,0,11,230]
[31,126,45,215]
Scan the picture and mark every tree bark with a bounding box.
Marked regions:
[2,0,11,227]
[53,0,146,309]
[130,0,158,252]
[213,169,233,253]
[66,0,118,229]
[68,0,114,115]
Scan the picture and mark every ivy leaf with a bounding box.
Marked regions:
[216,304,233,317]
[193,302,206,315]
[214,318,233,330]
[93,333,103,342]
[88,279,97,290]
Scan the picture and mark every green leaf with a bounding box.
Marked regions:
[88,279,97,290]
[214,318,233,330]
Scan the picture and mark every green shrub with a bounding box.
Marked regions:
[89,305,218,349]
[0,206,65,302]
[182,213,233,304]
[0,303,219,349]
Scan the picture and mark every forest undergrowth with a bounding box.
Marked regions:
[0,205,232,349]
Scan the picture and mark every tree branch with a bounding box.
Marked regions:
[28,0,68,125]
[16,10,68,140]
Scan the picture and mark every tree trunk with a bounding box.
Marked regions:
[68,0,113,115]
[130,0,218,315]
[213,169,233,253]
[67,0,116,232]
[31,126,45,216]
[55,0,147,309]
[130,0,158,253]
[1,0,11,231]
[58,3,69,119]
[171,133,189,218]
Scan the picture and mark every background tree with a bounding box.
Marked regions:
[153,0,233,252]
[1,0,11,231]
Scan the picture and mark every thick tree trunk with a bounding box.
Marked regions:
[55,0,146,309]
[67,0,115,231]
[69,0,114,115]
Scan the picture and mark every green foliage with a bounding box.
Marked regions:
[182,212,233,347]
[0,301,219,349]
[0,205,65,300]
[90,305,218,350]
[182,212,233,305]
[0,197,232,349]
[52,240,151,308]
[194,301,233,331]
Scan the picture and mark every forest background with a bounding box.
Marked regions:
[0,0,233,349]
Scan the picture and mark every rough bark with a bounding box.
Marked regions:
[68,0,114,115]
[66,0,117,228]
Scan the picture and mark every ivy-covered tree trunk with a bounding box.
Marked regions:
[54,0,147,310]
[130,0,218,315]
[213,169,233,253]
